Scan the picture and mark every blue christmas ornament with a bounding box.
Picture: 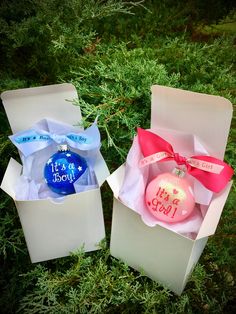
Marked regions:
[44,144,87,195]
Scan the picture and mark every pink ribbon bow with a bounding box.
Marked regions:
[137,128,233,193]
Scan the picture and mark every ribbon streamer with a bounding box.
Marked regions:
[137,128,233,193]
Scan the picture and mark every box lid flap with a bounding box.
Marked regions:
[151,85,233,159]
[196,181,233,239]
[1,83,81,134]
[1,158,22,198]
[106,165,125,198]
[94,152,110,186]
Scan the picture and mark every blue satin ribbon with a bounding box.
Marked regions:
[15,132,51,144]
[15,131,91,145]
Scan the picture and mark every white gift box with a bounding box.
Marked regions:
[107,85,233,295]
[1,83,110,263]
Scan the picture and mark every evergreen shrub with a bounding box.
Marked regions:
[0,0,235,312]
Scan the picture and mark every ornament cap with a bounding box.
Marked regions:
[172,167,185,178]
[58,144,69,152]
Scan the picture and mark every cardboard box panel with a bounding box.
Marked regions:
[196,181,232,239]
[1,83,81,133]
[151,85,233,158]
[110,199,209,294]
[1,158,22,198]
[17,189,105,263]
[183,236,209,286]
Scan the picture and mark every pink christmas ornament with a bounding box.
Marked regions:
[145,169,195,223]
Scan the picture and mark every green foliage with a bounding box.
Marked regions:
[71,44,180,165]
[0,0,236,313]
[69,36,236,170]
[0,0,143,82]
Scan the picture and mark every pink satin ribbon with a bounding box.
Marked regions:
[137,128,234,193]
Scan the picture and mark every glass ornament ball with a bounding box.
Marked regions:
[145,169,195,223]
[44,145,87,195]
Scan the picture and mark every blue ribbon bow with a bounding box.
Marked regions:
[10,122,100,157]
